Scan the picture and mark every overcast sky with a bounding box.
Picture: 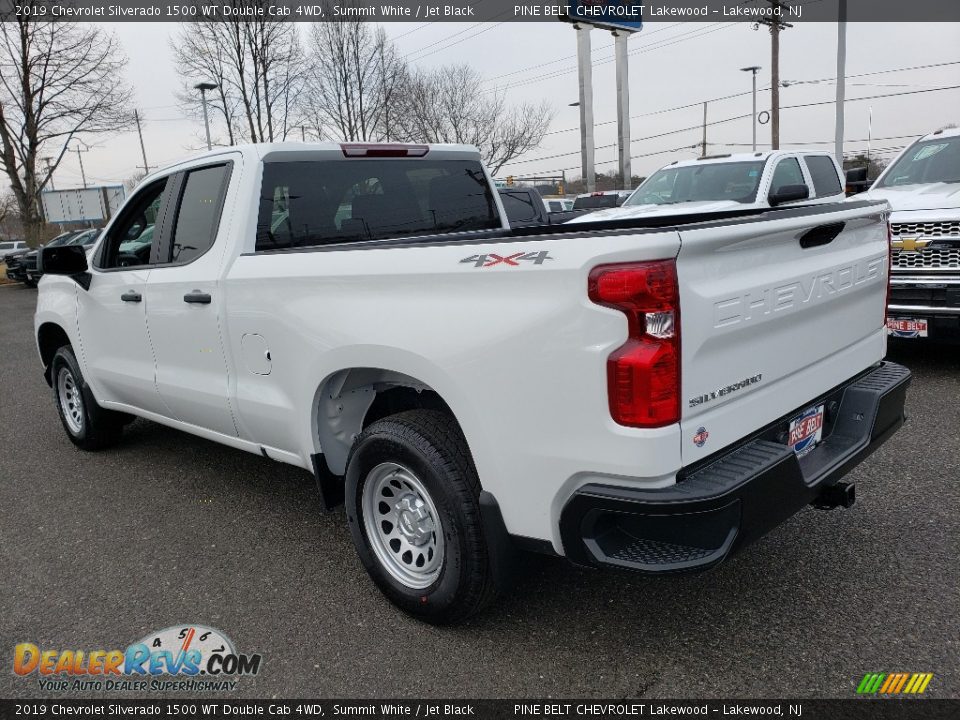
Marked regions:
[49,20,960,190]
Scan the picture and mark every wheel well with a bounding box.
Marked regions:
[363,386,453,429]
[315,368,456,476]
[37,323,71,384]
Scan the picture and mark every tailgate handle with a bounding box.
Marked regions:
[799,222,845,249]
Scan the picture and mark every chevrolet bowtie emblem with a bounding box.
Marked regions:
[892,237,931,252]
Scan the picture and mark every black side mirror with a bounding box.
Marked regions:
[844,167,870,196]
[769,184,809,207]
[40,245,88,275]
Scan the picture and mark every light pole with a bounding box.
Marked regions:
[835,0,847,164]
[193,81,218,151]
[740,66,761,151]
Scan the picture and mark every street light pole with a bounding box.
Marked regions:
[194,81,218,151]
[834,0,847,164]
[740,66,761,152]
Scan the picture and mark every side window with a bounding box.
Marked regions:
[168,164,230,264]
[98,178,167,269]
[805,155,843,197]
[769,157,806,195]
[498,191,538,223]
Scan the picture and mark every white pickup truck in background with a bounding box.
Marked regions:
[860,127,960,341]
[568,150,847,224]
[35,142,909,623]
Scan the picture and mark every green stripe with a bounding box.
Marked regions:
[869,674,887,693]
[856,674,874,693]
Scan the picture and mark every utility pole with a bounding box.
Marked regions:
[133,109,152,174]
[834,0,847,164]
[42,156,55,190]
[300,125,306,142]
[740,66,761,151]
[72,143,89,189]
[575,24,596,193]
[757,1,793,150]
[700,102,708,157]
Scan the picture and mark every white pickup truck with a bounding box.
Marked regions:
[35,142,910,623]
[860,127,960,341]
[568,150,847,224]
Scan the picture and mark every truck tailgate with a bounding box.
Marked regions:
[676,203,890,464]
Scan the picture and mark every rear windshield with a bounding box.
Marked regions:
[256,159,500,251]
[876,136,960,188]
[626,161,766,206]
[573,194,621,210]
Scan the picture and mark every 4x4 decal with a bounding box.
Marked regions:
[460,251,554,268]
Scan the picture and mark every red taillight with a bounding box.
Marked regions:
[340,143,429,158]
[589,261,681,428]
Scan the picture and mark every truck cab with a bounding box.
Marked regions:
[567,151,846,224]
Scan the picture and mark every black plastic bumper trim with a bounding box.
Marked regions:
[559,361,911,573]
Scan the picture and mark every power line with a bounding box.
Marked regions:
[489,23,736,94]
[508,84,960,171]
[541,59,960,139]
[481,23,685,84]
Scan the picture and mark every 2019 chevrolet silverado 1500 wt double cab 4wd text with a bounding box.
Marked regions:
[35,142,910,623]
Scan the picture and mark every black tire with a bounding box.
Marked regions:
[23,278,36,288]
[345,409,498,624]
[50,345,126,450]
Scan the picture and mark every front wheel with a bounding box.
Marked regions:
[51,346,126,450]
[345,410,498,624]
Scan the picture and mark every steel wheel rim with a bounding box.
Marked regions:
[361,462,444,589]
[57,367,84,434]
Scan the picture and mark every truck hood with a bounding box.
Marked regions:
[566,200,747,224]
[863,183,960,212]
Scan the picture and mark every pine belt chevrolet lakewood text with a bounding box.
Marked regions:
[34,142,910,623]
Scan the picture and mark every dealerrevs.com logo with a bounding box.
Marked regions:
[13,625,262,692]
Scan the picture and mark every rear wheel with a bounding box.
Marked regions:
[345,410,498,624]
[51,346,126,450]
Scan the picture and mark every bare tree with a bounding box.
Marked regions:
[303,18,408,141]
[393,65,553,175]
[0,18,132,246]
[0,192,21,239]
[172,2,305,146]
[124,171,147,193]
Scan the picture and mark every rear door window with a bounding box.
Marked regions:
[256,159,499,251]
[168,164,231,264]
[499,191,539,224]
[804,155,843,197]
[769,157,807,196]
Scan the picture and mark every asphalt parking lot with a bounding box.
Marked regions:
[1,282,958,700]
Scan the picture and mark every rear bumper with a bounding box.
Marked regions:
[559,361,911,573]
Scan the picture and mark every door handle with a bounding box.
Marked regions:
[183,290,212,304]
[120,290,142,303]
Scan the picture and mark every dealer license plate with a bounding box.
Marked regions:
[887,317,928,338]
[788,405,825,458]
